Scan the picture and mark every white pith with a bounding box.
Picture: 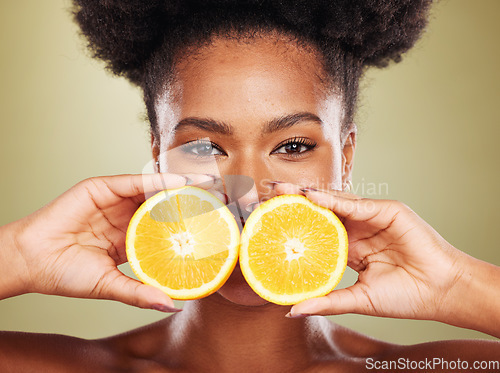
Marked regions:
[169,231,196,257]
[284,237,306,261]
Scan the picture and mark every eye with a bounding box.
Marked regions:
[181,140,225,157]
[271,137,317,157]
[277,143,308,154]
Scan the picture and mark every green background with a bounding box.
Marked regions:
[0,0,498,343]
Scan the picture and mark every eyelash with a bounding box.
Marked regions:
[180,139,226,158]
[180,136,317,158]
[271,137,317,158]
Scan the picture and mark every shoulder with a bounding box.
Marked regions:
[0,330,113,372]
[327,320,397,358]
[98,315,174,360]
[320,320,500,372]
[330,320,500,357]
[0,316,176,372]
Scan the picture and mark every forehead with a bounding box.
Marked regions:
[155,35,342,137]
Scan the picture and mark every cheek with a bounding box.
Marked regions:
[296,155,338,190]
[316,98,344,190]
[268,146,340,190]
[326,141,344,191]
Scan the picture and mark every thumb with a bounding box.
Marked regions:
[97,269,181,312]
[288,286,367,317]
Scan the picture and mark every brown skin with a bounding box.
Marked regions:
[156,36,344,307]
[1,314,499,372]
[1,35,499,371]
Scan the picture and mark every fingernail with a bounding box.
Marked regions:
[151,304,183,313]
[183,176,194,186]
[211,190,229,205]
[203,174,221,184]
[245,201,260,212]
[285,312,309,319]
[269,181,284,188]
[300,187,319,193]
[194,174,218,189]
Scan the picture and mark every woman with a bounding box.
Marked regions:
[1,0,499,371]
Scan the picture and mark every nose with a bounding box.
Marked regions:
[215,162,278,229]
[218,174,255,230]
[216,174,271,230]
[222,175,256,207]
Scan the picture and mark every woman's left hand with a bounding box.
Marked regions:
[275,183,500,338]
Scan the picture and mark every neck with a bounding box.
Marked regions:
[168,294,334,372]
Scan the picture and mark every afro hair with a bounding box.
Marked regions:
[73,0,433,136]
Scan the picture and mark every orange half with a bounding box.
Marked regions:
[239,194,348,305]
[126,186,240,300]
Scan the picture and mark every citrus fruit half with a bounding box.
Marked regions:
[239,194,348,305]
[126,186,240,300]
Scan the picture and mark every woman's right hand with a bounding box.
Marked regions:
[0,173,215,311]
[274,183,500,338]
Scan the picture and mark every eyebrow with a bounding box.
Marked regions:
[263,112,323,133]
[173,112,323,135]
[174,117,233,135]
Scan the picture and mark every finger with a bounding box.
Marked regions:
[301,189,392,226]
[124,173,216,196]
[81,173,216,207]
[273,182,364,201]
[97,269,181,312]
[180,173,218,190]
[145,173,218,201]
[288,285,371,317]
[272,182,306,196]
[303,187,362,201]
[273,183,361,227]
[207,189,229,205]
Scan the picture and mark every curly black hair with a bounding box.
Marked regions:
[73,0,433,138]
